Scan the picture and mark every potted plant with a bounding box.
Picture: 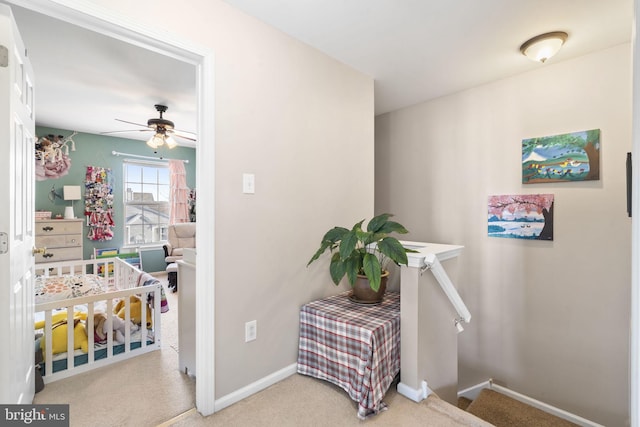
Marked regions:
[307,213,414,303]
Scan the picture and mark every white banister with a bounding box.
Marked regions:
[421,252,471,327]
[397,241,468,405]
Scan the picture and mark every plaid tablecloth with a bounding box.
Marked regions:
[297,291,400,419]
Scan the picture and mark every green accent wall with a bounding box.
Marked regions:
[35,126,196,272]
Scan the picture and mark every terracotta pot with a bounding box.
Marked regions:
[351,270,389,304]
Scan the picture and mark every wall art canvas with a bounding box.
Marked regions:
[488,194,554,240]
[522,129,600,184]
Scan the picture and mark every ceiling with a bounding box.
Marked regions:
[6,3,198,146]
[223,0,633,114]
[3,0,634,144]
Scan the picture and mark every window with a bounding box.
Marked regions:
[123,161,170,246]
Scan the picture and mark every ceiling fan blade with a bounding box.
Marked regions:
[100,129,153,135]
[171,129,197,139]
[172,133,197,142]
[114,118,151,128]
[108,108,197,142]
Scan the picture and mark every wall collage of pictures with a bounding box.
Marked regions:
[488,129,601,241]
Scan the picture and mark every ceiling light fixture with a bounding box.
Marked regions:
[147,132,178,149]
[520,31,568,63]
[145,104,178,149]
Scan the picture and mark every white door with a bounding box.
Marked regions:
[0,4,36,404]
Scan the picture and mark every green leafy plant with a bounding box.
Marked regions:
[307,213,413,292]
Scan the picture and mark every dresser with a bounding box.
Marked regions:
[35,219,84,264]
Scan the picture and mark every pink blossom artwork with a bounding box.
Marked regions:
[488,194,554,240]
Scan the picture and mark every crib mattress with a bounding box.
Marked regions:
[35,274,109,305]
[38,339,155,375]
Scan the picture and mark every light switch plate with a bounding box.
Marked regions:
[243,173,255,194]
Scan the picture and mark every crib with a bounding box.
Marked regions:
[34,257,162,383]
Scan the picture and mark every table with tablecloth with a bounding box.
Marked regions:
[297,290,401,419]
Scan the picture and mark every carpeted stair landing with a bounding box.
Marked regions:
[460,389,579,427]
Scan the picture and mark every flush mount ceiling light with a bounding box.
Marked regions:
[520,31,568,63]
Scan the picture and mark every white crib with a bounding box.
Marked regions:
[34,257,162,383]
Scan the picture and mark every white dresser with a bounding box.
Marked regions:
[35,219,84,264]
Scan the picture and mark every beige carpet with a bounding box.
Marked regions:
[169,375,493,427]
[33,273,491,426]
[465,389,579,427]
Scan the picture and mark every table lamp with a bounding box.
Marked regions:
[63,185,81,219]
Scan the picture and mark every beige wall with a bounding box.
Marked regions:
[376,44,632,426]
[87,0,374,397]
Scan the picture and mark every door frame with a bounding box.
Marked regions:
[632,1,639,425]
[4,0,216,415]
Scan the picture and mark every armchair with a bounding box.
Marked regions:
[164,223,196,263]
[163,223,196,291]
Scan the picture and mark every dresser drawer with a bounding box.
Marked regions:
[36,220,83,235]
[36,247,83,263]
[36,233,82,248]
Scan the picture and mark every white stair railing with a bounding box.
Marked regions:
[420,252,471,332]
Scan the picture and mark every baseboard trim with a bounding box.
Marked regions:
[214,363,298,412]
[457,380,604,427]
[397,381,432,402]
[457,380,492,401]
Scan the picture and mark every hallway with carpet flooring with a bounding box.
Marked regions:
[33,273,570,426]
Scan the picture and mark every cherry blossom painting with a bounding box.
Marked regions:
[488,194,554,240]
[522,129,600,184]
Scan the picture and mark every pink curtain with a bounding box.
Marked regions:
[169,160,190,224]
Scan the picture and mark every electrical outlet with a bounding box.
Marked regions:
[245,320,257,342]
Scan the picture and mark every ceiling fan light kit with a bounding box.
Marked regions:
[165,135,178,149]
[146,104,177,149]
[147,133,178,149]
[520,31,568,63]
[146,133,165,149]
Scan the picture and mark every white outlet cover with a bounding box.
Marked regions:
[245,320,257,342]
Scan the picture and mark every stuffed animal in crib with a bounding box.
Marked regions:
[93,313,107,343]
[34,311,89,360]
[94,312,139,344]
[112,315,140,342]
[113,295,152,328]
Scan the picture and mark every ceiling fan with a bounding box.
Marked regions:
[101,104,196,149]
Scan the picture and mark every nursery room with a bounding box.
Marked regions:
[0,1,201,421]
[23,0,197,387]
[33,128,197,273]
[2,0,640,427]
[30,127,197,409]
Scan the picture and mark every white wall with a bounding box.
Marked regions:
[87,0,375,397]
[376,44,632,426]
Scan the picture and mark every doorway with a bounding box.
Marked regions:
[3,0,216,415]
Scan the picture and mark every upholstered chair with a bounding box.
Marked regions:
[163,223,196,290]
[163,223,196,263]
